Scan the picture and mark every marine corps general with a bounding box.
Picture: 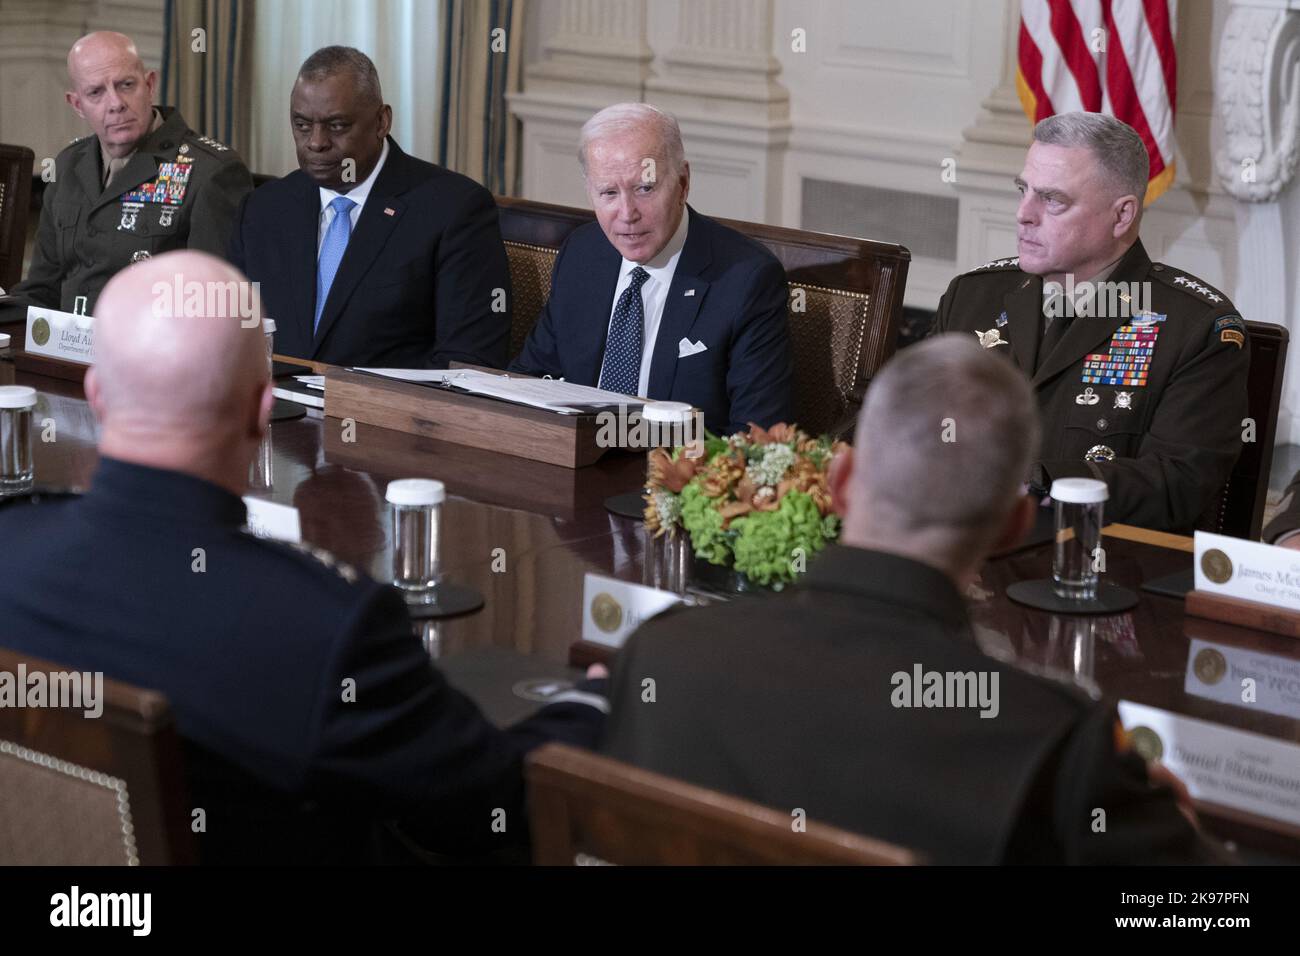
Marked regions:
[0,31,252,322]
[933,111,1249,533]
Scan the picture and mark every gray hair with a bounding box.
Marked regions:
[579,103,685,178]
[855,334,1039,539]
[297,46,383,107]
[1033,111,1149,203]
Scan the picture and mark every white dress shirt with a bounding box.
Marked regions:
[604,210,690,397]
[316,139,390,252]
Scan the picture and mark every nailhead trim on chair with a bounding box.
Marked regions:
[0,738,140,865]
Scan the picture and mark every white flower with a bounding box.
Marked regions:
[746,443,796,488]
[653,489,681,527]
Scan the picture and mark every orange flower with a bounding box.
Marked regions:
[699,452,745,498]
[745,422,804,446]
[647,448,698,494]
[718,500,753,527]
[779,459,834,515]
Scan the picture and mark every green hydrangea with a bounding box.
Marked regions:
[679,481,733,566]
[731,490,834,586]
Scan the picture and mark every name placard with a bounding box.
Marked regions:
[25,306,95,364]
[1194,530,1300,612]
[1184,637,1300,721]
[581,573,685,648]
[1117,700,1300,828]
[242,497,301,543]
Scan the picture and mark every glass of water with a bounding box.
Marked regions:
[0,386,37,495]
[248,428,273,493]
[1050,478,1108,600]
[263,318,276,374]
[387,478,444,601]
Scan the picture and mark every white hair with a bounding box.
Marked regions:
[578,102,685,177]
[1034,111,1149,203]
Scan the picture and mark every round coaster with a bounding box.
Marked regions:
[1006,578,1139,615]
[404,582,486,619]
[271,398,307,423]
[604,491,646,520]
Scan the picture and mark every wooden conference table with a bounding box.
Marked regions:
[3,349,1299,860]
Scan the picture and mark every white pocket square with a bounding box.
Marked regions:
[678,338,708,358]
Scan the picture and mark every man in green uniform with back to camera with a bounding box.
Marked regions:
[933,111,1249,533]
[0,31,252,322]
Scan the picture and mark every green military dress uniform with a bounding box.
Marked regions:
[0,106,252,321]
[933,239,1249,532]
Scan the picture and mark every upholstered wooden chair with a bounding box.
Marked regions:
[526,743,921,866]
[0,144,35,292]
[0,647,196,864]
[1196,321,1288,539]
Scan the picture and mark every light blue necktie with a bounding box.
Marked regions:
[315,195,357,334]
[598,266,650,395]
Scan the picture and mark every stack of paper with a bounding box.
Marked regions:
[355,367,642,415]
[272,375,326,409]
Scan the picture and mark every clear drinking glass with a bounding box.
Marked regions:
[387,478,444,600]
[641,402,699,595]
[248,428,273,492]
[419,620,441,658]
[643,526,690,595]
[0,386,37,495]
[263,318,276,374]
[641,401,699,454]
[1051,478,1108,600]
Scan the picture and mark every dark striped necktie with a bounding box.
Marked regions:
[598,266,651,395]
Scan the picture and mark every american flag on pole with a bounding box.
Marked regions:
[1017,1,1178,203]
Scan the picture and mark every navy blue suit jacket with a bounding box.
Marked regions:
[510,207,793,435]
[228,138,511,369]
[0,459,605,863]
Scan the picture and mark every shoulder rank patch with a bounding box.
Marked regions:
[970,256,1020,272]
[258,536,361,585]
[294,541,359,584]
[1158,269,1226,305]
[192,134,230,153]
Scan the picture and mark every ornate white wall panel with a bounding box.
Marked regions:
[0,0,165,166]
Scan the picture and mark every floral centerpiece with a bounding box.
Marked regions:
[643,423,846,589]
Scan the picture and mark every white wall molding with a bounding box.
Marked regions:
[1211,0,1300,442]
[1215,0,1300,202]
[0,0,165,166]
[514,0,790,221]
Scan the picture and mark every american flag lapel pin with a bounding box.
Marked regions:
[384,207,396,216]
[684,288,695,297]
